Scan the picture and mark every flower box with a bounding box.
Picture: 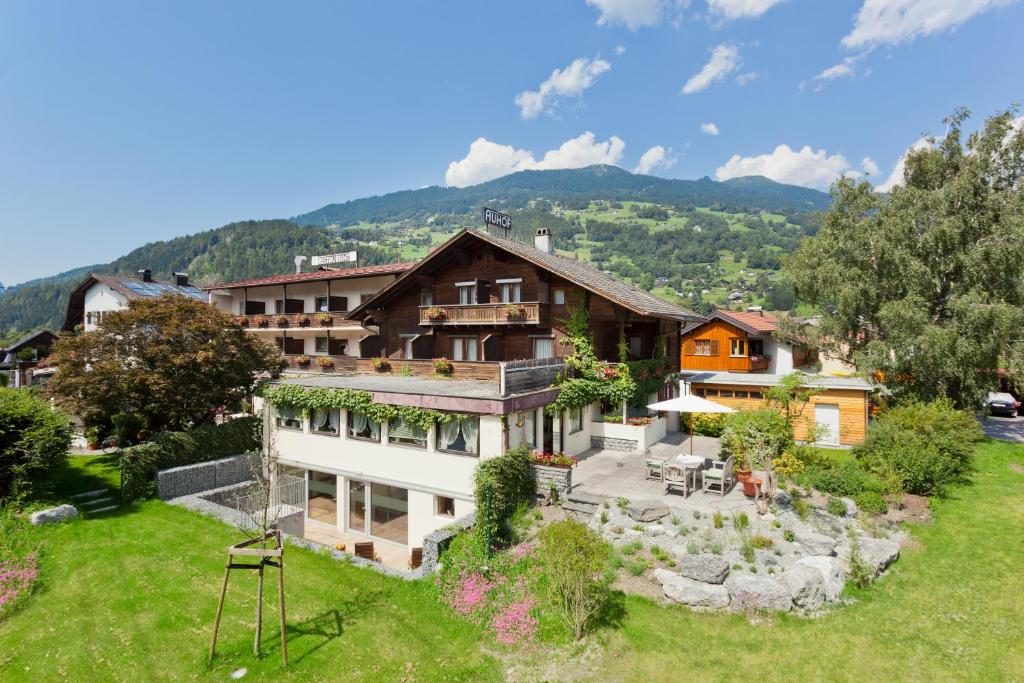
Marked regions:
[253,315,268,328]
[315,312,333,327]
[528,450,577,468]
[371,357,391,372]
[235,316,249,327]
[432,357,454,376]
[296,314,311,327]
[504,304,527,321]
[274,315,289,327]
[425,306,447,322]
[295,354,311,367]
[316,356,335,371]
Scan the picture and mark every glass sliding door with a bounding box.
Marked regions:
[370,484,408,544]
[307,471,337,525]
[348,480,366,533]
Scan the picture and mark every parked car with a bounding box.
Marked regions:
[986,392,1020,417]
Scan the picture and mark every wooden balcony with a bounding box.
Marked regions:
[725,355,771,372]
[419,302,546,326]
[239,312,358,330]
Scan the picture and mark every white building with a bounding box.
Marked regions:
[63,270,207,332]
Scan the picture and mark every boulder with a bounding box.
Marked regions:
[781,563,826,610]
[857,537,900,575]
[810,509,846,537]
[754,550,780,568]
[725,573,792,612]
[626,501,670,523]
[672,552,730,584]
[839,497,858,517]
[655,569,731,609]
[645,523,665,537]
[794,529,837,556]
[773,490,794,510]
[662,526,680,540]
[796,556,845,602]
[30,504,78,526]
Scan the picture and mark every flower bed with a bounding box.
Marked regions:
[528,450,577,468]
[591,415,666,451]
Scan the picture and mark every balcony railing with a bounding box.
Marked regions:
[419,302,545,326]
[725,355,771,372]
[283,355,501,381]
[239,312,356,329]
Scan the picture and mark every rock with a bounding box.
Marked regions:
[796,556,845,602]
[626,501,670,523]
[794,529,837,556]
[839,497,858,517]
[623,528,644,538]
[781,563,826,610]
[662,526,680,539]
[30,504,78,525]
[856,537,900,575]
[754,550,780,568]
[672,552,730,584]
[655,569,731,609]
[773,490,794,510]
[810,509,846,537]
[645,523,665,537]
[725,573,792,612]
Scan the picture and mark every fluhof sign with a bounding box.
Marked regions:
[483,207,512,231]
[311,251,357,266]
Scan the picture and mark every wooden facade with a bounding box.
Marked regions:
[680,319,769,373]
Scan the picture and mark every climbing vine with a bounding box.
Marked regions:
[261,384,459,430]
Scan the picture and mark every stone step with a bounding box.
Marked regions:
[565,491,608,506]
[70,489,110,501]
[561,501,598,515]
[80,497,115,508]
[84,505,119,516]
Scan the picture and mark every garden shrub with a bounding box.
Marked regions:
[854,399,982,496]
[119,416,261,501]
[719,408,793,470]
[110,412,146,447]
[473,445,534,549]
[688,412,727,437]
[826,498,847,517]
[537,518,612,641]
[0,388,73,501]
[795,459,883,498]
[854,490,888,516]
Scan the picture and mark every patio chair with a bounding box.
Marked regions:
[664,465,689,497]
[409,547,423,570]
[354,542,377,562]
[702,455,735,498]
[645,453,669,481]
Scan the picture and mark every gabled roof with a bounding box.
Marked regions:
[62,272,206,331]
[347,229,701,323]
[682,309,779,336]
[204,262,412,290]
[2,329,58,354]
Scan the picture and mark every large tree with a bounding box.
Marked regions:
[786,107,1024,408]
[47,295,284,432]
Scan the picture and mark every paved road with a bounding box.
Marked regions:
[981,415,1024,443]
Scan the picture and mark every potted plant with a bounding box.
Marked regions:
[296,314,310,327]
[432,357,454,376]
[317,355,335,372]
[315,311,333,327]
[85,426,102,451]
[425,306,446,322]
[253,315,268,328]
[371,356,391,372]
[235,315,249,327]
[505,303,526,320]
[295,354,311,367]
[274,314,289,327]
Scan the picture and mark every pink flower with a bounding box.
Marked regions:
[0,553,39,613]
[512,543,534,559]
[449,570,494,617]
[490,598,538,645]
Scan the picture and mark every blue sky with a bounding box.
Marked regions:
[1,0,1021,284]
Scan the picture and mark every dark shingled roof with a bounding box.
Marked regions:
[348,229,701,323]
[204,261,411,290]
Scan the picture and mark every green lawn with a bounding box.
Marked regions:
[2,441,1023,681]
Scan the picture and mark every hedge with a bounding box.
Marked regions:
[473,444,535,549]
[119,417,261,501]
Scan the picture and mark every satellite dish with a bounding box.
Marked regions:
[294,255,308,274]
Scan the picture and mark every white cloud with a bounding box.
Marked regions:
[633,145,677,174]
[861,157,880,176]
[615,44,627,55]
[707,0,786,20]
[715,144,855,189]
[735,71,758,85]
[514,57,611,119]
[445,132,626,187]
[700,122,720,136]
[842,0,1016,49]
[586,0,665,29]
[875,137,931,192]
[682,43,741,95]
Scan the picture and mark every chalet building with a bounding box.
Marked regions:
[63,270,207,332]
[0,330,57,388]
[258,228,700,565]
[679,309,871,447]
[204,262,410,359]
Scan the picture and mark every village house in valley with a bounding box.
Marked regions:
[678,308,871,446]
[62,269,208,332]
[257,227,702,567]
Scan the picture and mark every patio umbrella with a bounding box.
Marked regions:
[647,394,734,455]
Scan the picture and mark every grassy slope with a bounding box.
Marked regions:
[2,441,1022,681]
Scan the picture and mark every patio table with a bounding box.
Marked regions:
[672,455,705,496]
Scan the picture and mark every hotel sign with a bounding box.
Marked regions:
[483,207,512,231]
[311,251,357,266]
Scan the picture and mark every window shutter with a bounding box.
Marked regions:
[710,339,720,356]
[685,340,696,355]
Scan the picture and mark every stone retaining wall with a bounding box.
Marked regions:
[591,435,638,451]
[156,453,258,500]
[531,464,572,497]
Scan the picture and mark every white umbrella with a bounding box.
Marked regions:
[647,394,734,455]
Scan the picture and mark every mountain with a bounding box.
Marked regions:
[292,165,831,227]
[0,167,831,339]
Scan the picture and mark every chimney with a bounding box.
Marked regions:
[137,268,152,283]
[294,255,308,274]
[173,272,189,287]
[534,227,551,254]
[747,305,763,316]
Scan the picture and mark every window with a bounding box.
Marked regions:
[730,338,747,357]
[553,288,566,305]
[629,336,643,358]
[370,484,408,544]
[420,290,433,307]
[694,388,706,397]
[307,472,337,525]
[693,339,712,356]
[315,337,329,354]
[498,279,522,303]
[451,336,478,361]
[401,335,417,359]
[456,282,477,305]
[388,416,427,448]
[719,390,734,398]
[360,293,373,303]
[705,388,719,397]
[735,391,749,399]
[311,408,340,435]
[275,299,285,314]
[436,416,479,454]
[315,296,329,312]
[275,405,302,430]
[568,406,583,434]
[532,337,554,359]
[237,301,245,315]
[348,411,381,441]
[750,390,764,400]
[436,496,455,518]
[522,411,536,447]
[749,338,764,356]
